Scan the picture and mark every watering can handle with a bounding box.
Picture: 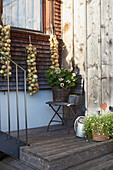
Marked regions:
[74,116,85,132]
[74,117,79,132]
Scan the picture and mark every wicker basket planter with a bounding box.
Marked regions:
[52,88,70,102]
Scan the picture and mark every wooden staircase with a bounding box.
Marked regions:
[0,125,113,170]
[0,53,28,158]
[20,135,113,170]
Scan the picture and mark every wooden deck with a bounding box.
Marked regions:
[1,125,113,170]
[10,124,76,144]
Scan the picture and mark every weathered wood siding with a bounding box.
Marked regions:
[86,0,113,114]
[62,0,113,114]
[0,29,62,91]
[62,0,73,68]
[74,0,86,74]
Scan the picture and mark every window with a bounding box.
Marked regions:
[3,0,43,31]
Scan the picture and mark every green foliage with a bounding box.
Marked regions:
[46,67,77,89]
[84,112,113,140]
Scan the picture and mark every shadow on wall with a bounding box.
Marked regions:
[62,41,74,69]
[62,41,68,67]
[61,40,86,116]
[72,58,85,116]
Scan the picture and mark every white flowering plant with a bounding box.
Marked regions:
[46,67,77,89]
[84,112,113,140]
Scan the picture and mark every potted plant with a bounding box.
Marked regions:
[84,112,113,141]
[46,67,77,102]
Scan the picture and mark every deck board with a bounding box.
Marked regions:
[11,125,75,144]
[23,137,91,158]
[0,156,35,170]
[18,125,113,169]
[1,125,113,170]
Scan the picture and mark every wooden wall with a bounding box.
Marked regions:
[85,0,113,114]
[62,0,113,114]
[54,0,62,38]
[61,0,74,68]
[0,0,62,91]
[0,29,62,91]
[45,0,61,37]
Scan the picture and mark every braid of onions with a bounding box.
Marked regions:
[26,44,39,96]
[49,34,59,69]
[0,24,12,79]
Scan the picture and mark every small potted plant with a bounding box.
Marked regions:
[84,112,113,141]
[46,67,77,102]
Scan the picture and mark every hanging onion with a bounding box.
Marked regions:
[0,24,12,79]
[26,43,39,96]
[49,34,59,69]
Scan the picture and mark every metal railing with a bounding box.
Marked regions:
[0,53,28,145]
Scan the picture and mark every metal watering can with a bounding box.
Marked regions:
[74,116,85,138]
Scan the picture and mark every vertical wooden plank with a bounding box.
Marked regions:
[73,0,86,114]
[101,0,110,108]
[87,0,101,114]
[45,0,50,34]
[0,0,2,25]
[18,0,26,28]
[107,0,113,107]
[87,0,93,114]
[40,0,43,31]
[98,0,102,111]
[31,0,34,29]
[26,0,32,29]
[49,0,54,33]
[34,0,40,31]
[3,0,6,25]
[5,2,12,26]
[93,0,101,111]
[62,0,73,68]
[42,0,46,33]
[12,1,17,27]
[74,0,86,74]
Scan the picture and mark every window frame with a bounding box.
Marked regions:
[1,0,46,33]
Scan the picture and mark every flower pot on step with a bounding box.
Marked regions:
[92,131,109,142]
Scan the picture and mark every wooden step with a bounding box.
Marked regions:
[20,135,113,170]
[67,153,113,170]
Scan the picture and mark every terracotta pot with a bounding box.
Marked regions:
[92,131,109,142]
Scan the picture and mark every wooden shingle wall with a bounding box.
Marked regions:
[54,0,62,38]
[0,29,62,91]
